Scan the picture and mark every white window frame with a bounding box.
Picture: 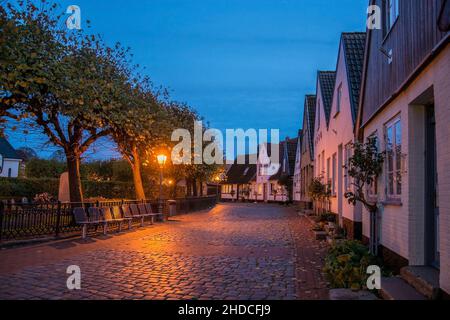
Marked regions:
[385,116,402,199]
[336,84,342,115]
[344,142,352,192]
[367,132,380,199]
[332,153,337,196]
[385,0,399,33]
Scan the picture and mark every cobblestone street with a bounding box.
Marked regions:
[0,203,329,300]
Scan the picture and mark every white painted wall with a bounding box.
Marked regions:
[0,159,21,178]
[361,45,450,296]
[293,137,302,202]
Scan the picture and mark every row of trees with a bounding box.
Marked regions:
[1,0,220,202]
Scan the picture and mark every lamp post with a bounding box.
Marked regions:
[157,154,167,215]
[214,176,221,201]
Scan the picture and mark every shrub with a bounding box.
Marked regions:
[0,178,186,201]
[323,240,380,291]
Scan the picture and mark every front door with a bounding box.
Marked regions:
[425,105,440,268]
[263,183,267,202]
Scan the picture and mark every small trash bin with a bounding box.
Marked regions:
[167,200,177,217]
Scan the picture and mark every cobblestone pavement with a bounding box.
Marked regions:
[0,203,329,300]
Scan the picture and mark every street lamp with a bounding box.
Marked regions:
[157,154,167,215]
[214,176,221,201]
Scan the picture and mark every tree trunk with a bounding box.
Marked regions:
[66,151,83,203]
[186,179,192,197]
[192,179,198,197]
[199,181,204,196]
[130,149,146,200]
[369,209,379,255]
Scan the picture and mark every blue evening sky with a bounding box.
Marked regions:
[8,0,368,159]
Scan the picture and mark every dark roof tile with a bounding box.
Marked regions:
[342,32,366,123]
[318,71,336,126]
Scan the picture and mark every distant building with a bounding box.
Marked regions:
[221,155,257,202]
[299,95,316,211]
[0,137,22,178]
[293,131,302,203]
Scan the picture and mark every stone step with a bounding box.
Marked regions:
[400,266,440,300]
[380,277,427,300]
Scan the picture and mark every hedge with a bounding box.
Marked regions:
[0,178,183,201]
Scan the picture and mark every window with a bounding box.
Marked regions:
[317,154,321,176]
[327,158,331,186]
[344,143,352,191]
[317,100,321,128]
[321,151,325,177]
[385,0,399,34]
[332,154,337,196]
[336,84,342,115]
[367,133,379,198]
[385,118,402,198]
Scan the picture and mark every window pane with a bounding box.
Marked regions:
[389,173,394,195]
[396,171,402,195]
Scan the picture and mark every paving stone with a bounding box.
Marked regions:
[0,203,328,300]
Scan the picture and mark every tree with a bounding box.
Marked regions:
[1,1,131,202]
[344,139,385,254]
[108,84,170,200]
[16,147,38,161]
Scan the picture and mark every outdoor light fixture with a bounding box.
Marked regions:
[157,154,167,166]
[157,154,167,216]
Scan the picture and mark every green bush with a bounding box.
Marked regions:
[323,240,380,291]
[0,178,60,199]
[25,159,66,179]
[0,178,185,200]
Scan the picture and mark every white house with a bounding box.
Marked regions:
[313,33,366,239]
[293,131,302,203]
[313,70,336,213]
[356,0,450,297]
[0,137,22,178]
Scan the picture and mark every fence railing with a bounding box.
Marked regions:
[0,196,217,242]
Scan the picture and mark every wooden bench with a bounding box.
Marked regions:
[122,204,155,227]
[100,206,132,234]
[73,207,105,239]
[143,203,164,222]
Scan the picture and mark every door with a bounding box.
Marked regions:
[263,183,268,202]
[425,105,440,268]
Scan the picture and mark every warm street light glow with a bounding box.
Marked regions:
[157,154,167,166]
[168,180,173,185]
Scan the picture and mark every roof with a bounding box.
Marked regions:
[318,71,336,126]
[269,141,286,181]
[269,138,297,181]
[286,138,298,175]
[304,95,316,155]
[342,32,366,123]
[224,154,257,184]
[0,137,21,160]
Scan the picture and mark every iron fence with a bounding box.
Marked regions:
[0,196,217,242]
